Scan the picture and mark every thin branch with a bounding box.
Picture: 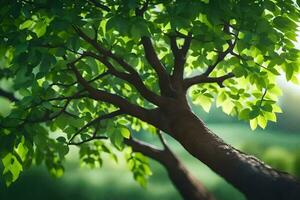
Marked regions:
[68,135,108,146]
[87,0,110,12]
[2,98,73,128]
[73,26,137,75]
[68,61,155,124]
[184,73,235,90]
[68,109,123,144]
[68,133,164,162]
[258,89,268,108]
[45,90,88,102]
[73,26,164,105]
[181,32,192,56]
[35,99,71,122]
[231,52,272,72]
[49,70,110,88]
[135,0,150,16]
[170,35,179,56]
[156,129,169,150]
[183,25,238,90]
[0,88,18,102]
[84,51,163,106]
[171,31,212,43]
[203,26,238,77]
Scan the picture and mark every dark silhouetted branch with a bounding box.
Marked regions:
[184,73,235,90]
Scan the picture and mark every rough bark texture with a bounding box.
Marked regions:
[126,139,215,200]
[160,100,300,200]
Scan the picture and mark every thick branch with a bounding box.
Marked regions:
[140,36,174,96]
[125,137,164,158]
[170,32,192,86]
[135,3,174,96]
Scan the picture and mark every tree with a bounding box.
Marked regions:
[0,0,300,199]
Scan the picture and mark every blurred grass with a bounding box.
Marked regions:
[1,123,300,200]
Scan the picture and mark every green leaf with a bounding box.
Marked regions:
[120,127,130,139]
[194,95,213,112]
[130,18,150,38]
[268,68,280,75]
[34,21,47,37]
[56,137,66,143]
[221,100,235,115]
[15,142,28,162]
[216,92,227,107]
[2,153,23,185]
[239,108,250,120]
[19,20,35,30]
[249,109,260,119]
[232,66,246,78]
[261,104,273,112]
[285,64,294,81]
[49,166,64,178]
[273,16,297,31]
[110,129,124,150]
[257,115,267,129]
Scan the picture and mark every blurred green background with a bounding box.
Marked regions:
[0,81,300,200]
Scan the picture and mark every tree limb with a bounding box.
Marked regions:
[73,26,137,75]
[140,36,174,96]
[170,32,192,86]
[68,135,108,146]
[73,26,165,106]
[156,129,169,150]
[84,51,164,106]
[184,73,234,90]
[125,137,164,158]
[135,3,174,96]
[69,133,164,159]
[183,24,238,90]
[49,70,110,88]
[68,109,123,144]
[68,60,155,124]
[203,25,238,77]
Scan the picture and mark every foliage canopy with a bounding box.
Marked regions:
[0,0,300,186]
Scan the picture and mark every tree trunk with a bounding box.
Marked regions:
[163,104,300,200]
[125,139,215,200]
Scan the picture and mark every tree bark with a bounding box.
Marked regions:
[162,103,300,200]
[125,139,215,200]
